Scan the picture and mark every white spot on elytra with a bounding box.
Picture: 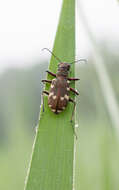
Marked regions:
[57,110,62,113]
[49,105,52,108]
[64,94,69,100]
[60,97,64,101]
[51,84,54,88]
[49,92,54,97]
[62,107,65,110]
[67,87,70,91]
[53,95,56,100]
[67,81,70,84]
[52,109,56,112]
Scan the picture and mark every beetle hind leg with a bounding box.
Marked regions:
[69,98,76,122]
[69,98,77,139]
[42,90,49,112]
[70,87,79,95]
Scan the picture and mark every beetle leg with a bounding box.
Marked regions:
[70,88,79,95]
[68,77,80,81]
[42,79,52,83]
[69,98,76,122]
[46,70,56,77]
[42,90,49,95]
[69,98,77,139]
[42,90,49,112]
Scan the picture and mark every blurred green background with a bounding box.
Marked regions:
[0,43,119,190]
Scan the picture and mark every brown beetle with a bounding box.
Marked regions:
[42,48,86,122]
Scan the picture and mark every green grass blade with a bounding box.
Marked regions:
[24,0,75,190]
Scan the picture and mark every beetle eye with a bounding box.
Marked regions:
[67,65,70,70]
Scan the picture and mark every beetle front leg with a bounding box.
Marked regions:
[46,70,56,77]
[68,77,80,81]
[70,87,79,95]
[42,90,49,112]
[42,79,52,84]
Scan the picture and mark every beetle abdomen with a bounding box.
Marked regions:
[48,77,70,114]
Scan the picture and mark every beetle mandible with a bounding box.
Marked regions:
[42,48,86,122]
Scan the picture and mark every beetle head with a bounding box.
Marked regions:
[58,62,70,71]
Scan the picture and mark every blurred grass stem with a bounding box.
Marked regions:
[77,1,119,133]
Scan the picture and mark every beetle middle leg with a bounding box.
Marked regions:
[42,90,49,112]
[68,77,80,81]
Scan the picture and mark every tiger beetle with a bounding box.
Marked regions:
[42,48,86,123]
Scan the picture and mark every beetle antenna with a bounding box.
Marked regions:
[42,48,62,63]
[69,59,88,64]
